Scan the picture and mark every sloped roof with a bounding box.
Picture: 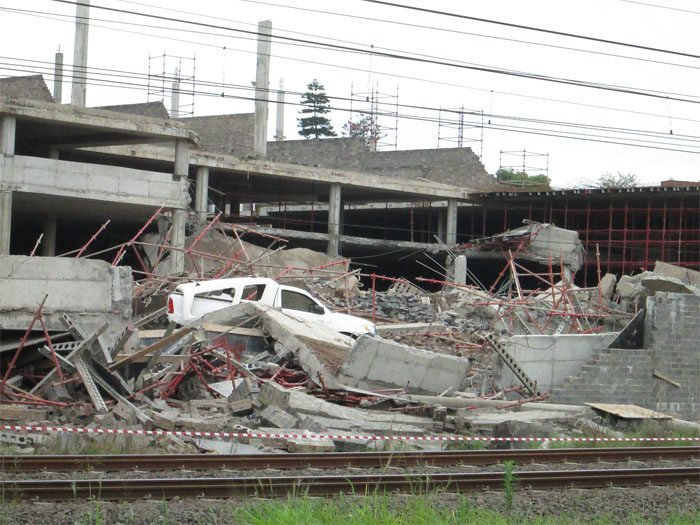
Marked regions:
[96,101,170,119]
[0,75,53,102]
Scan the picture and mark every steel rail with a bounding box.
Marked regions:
[1,467,697,500]
[1,447,697,473]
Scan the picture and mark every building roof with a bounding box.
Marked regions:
[96,101,170,119]
[0,75,53,103]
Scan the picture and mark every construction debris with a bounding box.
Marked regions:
[1,216,698,456]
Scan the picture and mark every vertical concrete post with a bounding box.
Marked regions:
[0,191,11,255]
[327,183,342,257]
[274,78,285,141]
[1,116,16,156]
[253,20,272,157]
[54,50,64,104]
[454,255,467,285]
[446,198,458,245]
[171,139,190,273]
[71,0,90,107]
[194,166,209,222]
[41,215,57,257]
[170,67,180,118]
[437,210,445,242]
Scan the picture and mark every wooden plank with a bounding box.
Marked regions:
[109,328,193,369]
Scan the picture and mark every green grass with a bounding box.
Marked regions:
[231,493,700,525]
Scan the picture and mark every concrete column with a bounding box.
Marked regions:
[54,50,64,104]
[437,210,445,242]
[0,191,11,255]
[49,148,60,160]
[174,139,189,179]
[1,116,16,156]
[327,183,342,257]
[253,20,272,157]
[71,0,90,107]
[454,254,467,285]
[194,166,209,221]
[274,78,285,141]
[446,198,458,245]
[171,138,190,274]
[170,68,180,118]
[170,209,186,273]
[41,215,57,257]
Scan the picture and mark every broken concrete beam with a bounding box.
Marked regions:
[0,405,50,422]
[260,381,434,430]
[337,335,470,395]
[230,377,260,401]
[260,308,353,389]
[143,409,179,431]
[259,405,299,429]
[653,261,700,289]
[298,415,427,435]
[641,275,698,295]
[228,398,254,416]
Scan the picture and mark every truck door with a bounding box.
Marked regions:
[279,289,327,325]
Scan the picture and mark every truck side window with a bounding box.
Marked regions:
[242,284,265,301]
[281,290,319,314]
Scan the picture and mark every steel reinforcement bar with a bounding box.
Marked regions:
[1,467,697,500]
[2,447,698,473]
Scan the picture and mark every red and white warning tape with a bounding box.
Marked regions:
[2,424,699,443]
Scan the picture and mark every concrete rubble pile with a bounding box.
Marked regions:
[1,218,697,454]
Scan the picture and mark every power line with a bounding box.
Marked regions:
[45,0,700,105]
[3,55,698,146]
[110,0,700,72]
[2,60,699,156]
[361,0,700,59]
[616,0,700,15]
[6,4,700,126]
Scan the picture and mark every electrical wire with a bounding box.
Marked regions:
[44,0,700,105]
[615,0,700,15]
[4,5,700,127]
[361,0,700,59]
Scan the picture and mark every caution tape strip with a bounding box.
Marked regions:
[2,424,699,443]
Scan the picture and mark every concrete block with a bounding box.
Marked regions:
[259,405,299,429]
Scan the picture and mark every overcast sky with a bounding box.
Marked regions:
[1,0,699,187]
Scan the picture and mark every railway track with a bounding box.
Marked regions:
[1,467,697,500]
[2,446,697,473]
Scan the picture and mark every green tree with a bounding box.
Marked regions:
[342,114,384,148]
[496,168,550,188]
[297,80,337,139]
[597,171,639,188]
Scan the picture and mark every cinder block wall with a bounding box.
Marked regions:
[549,292,699,421]
[267,138,496,188]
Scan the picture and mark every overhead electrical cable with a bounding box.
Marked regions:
[45,0,700,105]
[361,0,700,59]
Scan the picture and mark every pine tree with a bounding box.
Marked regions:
[298,80,337,139]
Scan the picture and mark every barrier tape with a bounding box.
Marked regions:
[2,424,699,443]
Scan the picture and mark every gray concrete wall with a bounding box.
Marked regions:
[0,255,132,351]
[496,333,618,393]
[549,293,700,421]
[177,113,254,157]
[338,335,470,395]
[267,137,495,189]
[0,156,187,208]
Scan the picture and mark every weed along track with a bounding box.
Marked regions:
[2,446,698,473]
[1,467,698,501]
[1,448,698,501]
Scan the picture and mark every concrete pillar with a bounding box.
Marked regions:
[253,20,272,157]
[446,198,458,245]
[41,215,57,257]
[171,138,190,273]
[170,209,186,273]
[274,78,285,141]
[454,255,467,285]
[437,210,445,242]
[327,183,342,257]
[49,148,60,160]
[71,0,90,107]
[174,139,189,179]
[0,191,11,255]
[170,68,180,118]
[54,50,64,104]
[1,116,16,156]
[194,166,209,221]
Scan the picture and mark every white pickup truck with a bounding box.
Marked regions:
[167,277,376,337]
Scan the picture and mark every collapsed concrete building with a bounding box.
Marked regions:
[1,71,699,456]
